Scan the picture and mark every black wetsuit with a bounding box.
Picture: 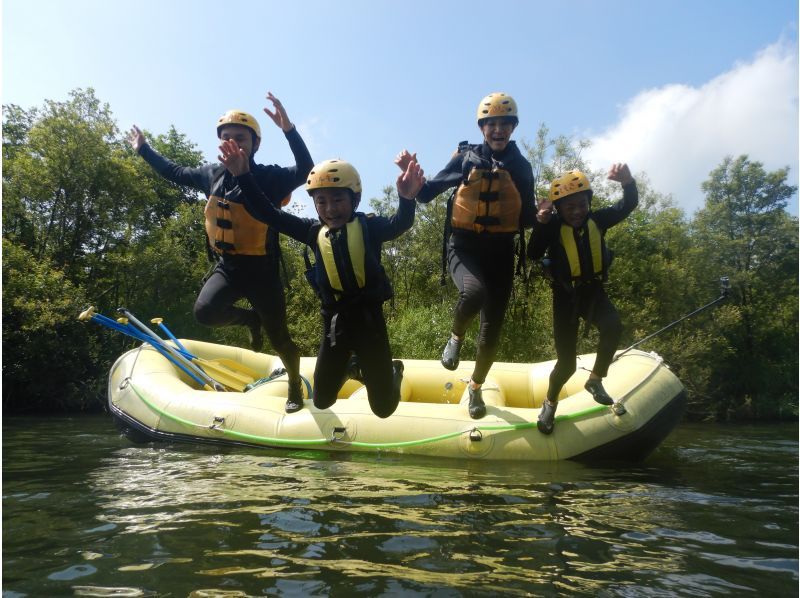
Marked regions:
[136,127,313,383]
[528,182,638,398]
[419,141,535,384]
[237,172,416,418]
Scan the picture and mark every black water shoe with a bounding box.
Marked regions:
[468,386,486,419]
[247,312,264,352]
[392,360,404,401]
[347,354,364,382]
[441,336,462,371]
[285,378,304,413]
[537,399,558,435]
[585,378,614,406]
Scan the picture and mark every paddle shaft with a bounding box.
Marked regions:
[88,312,209,386]
[118,308,222,390]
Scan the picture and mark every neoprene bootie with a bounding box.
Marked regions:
[247,311,264,352]
[537,399,558,435]
[468,386,486,419]
[392,359,404,401]
[285,378,304,413]
[441,336,462,371]
[585,378,614,406]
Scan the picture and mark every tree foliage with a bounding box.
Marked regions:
[2,93,797,419]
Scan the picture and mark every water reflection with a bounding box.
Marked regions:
[3,418,797,596]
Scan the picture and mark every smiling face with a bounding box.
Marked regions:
[311,188,356,230]
[218,124,259,158]
[555,192,591,228]
[479,117,517,152]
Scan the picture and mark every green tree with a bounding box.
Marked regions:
[689,155,798,418]
[2,239,106,412]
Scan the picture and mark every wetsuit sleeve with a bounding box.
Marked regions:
[527,219,558,261]
[370,197,417,242]
[263,126,314,200]
[415,153,464,203]
[138,143,213,194]
[236,171,318,245]
[515,159,537,228]
[592,181,639,230]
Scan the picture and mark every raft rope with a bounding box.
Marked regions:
[126,381,608,450]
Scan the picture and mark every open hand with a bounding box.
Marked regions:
[218,139,250,176]
[127,125,145,152]
[536,198,554,223]
[607,163,634,185]
[394,149,416,172]
[263,92,293,132]
[396,157,425,199]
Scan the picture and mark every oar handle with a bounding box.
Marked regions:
[79,308,209,387]
[118,307,223,391]
[151,317,188,354]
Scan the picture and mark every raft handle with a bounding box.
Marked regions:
[468,428,483,442]
[611,403,627,416]
[210,416,225,430]
[331,426,347,442]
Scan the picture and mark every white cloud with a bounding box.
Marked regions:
[585,41,799,214]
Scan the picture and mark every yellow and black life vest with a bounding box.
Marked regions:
[305,214,392,308]
[451,166,522,233]
[204,194,270,255]
[551,218,610,287]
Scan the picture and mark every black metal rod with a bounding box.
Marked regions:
[614,277,730,361]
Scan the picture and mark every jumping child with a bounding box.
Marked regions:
[128,93,311,413]
[528,164,638,434]
[219,142,425,418]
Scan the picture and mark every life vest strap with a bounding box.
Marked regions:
[216,218,233,230]
[478,191,499,202]
[474,215,501,226]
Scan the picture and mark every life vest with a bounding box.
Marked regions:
[306,214,392,308]
[551,218,611,287]
[451,165,522,234]
[203,172,272,256]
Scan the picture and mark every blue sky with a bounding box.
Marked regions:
[3,0,798,216]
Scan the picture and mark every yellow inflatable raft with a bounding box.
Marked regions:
[107,339,686,462]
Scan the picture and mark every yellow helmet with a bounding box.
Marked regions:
[306,159,362,194]
[476,92,519,123]
[549,170,592,202]
[216,109,261,139]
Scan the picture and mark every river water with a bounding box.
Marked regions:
[2,416,797,597]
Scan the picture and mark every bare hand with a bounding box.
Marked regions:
[536,198,554,223]
[218,139,250,176]
[396,156,425,199]
[394,149,416,172]
[128,125,145,152]
[607,163,634,185]
[263,92,293,132]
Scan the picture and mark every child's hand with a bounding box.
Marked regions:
[394,150,416,172]
[218,139,250,176]
[263,92,293,132]
[536,198,554,223]
[396,157,425,199]
[128,125,145,152]
[607,163,634,185]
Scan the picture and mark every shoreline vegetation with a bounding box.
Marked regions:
[3,89,797,420]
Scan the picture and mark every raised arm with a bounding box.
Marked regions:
[594,163,638,229]
[219,139,316,244]
[262,92,314,193]
[129,124,211,192]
